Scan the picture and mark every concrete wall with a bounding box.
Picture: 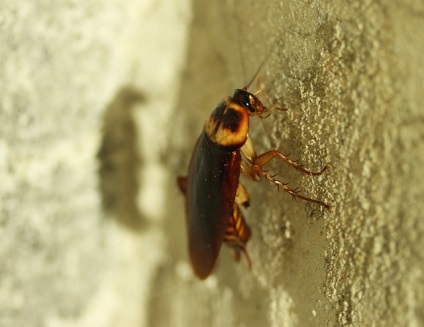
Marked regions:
[1,0,423,326]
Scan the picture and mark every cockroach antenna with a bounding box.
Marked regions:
[242,56,268,91]
[233,0,273,92]
[242,41,278,91]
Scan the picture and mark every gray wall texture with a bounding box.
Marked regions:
[1,0,424,327]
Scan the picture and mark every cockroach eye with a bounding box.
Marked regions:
[233,89,255,112]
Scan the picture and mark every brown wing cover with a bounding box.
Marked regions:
[182,132,241,279]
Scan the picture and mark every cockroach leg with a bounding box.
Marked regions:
[240,136,332,211]
[253,77,288,115]
[177,176,187,194]
[241,136,330,176]
[254,150,331,176]
[253,165,333,211]
[236,182,250,208]
[240,161,260,181]
[231,244,252,269]
[240,136,257,162]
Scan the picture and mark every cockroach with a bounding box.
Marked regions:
[177,67,332,280]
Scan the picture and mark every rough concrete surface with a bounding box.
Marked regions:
[161,0,424,326]
[1,0,424,327]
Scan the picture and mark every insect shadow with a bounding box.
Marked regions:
[97,86,146,231]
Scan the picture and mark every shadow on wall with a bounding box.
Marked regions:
[97,86,146,231]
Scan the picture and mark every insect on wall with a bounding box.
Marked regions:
[172,0,333,281]
[176,59,332,279]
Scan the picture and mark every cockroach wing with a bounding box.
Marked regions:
[185,133,241,279]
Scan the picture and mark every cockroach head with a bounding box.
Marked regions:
[233,89,267,116]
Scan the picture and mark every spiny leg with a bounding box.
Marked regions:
[241,136,330,176]
[253,165,333,212]
[254,150,330,176]
[240,136,332,211]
